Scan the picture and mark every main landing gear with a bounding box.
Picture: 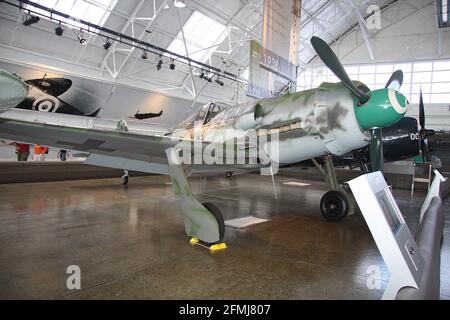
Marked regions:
[165,148,227,251]
[317,155,353,221]
[121,170,129,185]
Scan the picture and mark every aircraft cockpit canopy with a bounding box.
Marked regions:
[173,102,228,131]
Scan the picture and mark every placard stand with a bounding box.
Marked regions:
[420,169,447,222]
[348,172,425,300]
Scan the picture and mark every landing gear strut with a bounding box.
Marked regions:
[121,170,129,185]
[318,155,353,221]
[165,148,227,251]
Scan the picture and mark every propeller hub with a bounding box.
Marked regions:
[354,88,408,130]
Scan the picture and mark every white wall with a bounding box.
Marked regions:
[333,1,450,65]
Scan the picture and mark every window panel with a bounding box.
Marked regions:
[297,60,450,104]
[413,62,432,72]
[432,71,450,82]
[358,74,376,84]
[433,60,450,71]
[403,72,413,83]
[55,0,75,12]
[84,4,105,24]
[394,63,412,72]
[411,84,431,93]
[26,0,114,26]
[432,82,450,93]
[359,65,376,74]
[412,72,432,83]
[375,73,391,85]
[326,75,339,83]
[38,0,58,7]
[345,66,359,74]
[376,64,393,73]
[430,93,450,103]
[167,11,227,63]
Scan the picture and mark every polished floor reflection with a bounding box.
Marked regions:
[0,173,448,299]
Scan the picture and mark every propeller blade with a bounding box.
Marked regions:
[311,36,370,104]
[385,70,403,90]
[370,128,384,172]
[419,87,425,129]
[420,138,428,163]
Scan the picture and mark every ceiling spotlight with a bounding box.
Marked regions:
[156,59,163,71]
[215,78,224,86]
[54,24,64,36]
[169,60,175,70]
[23,15,40,26]
[78,33,87,45]
[199,72,204,79]
[174,0,186,8]
[141,51,149,60]
[103,39,111,50]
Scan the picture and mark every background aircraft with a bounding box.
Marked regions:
[131,110,163,120]
[0,37,410,247]
[1,73,101,161]
[14,73,101,117]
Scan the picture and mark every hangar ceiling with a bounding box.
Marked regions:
[0,0,441,107]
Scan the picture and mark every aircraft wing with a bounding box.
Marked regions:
[0,109,265,175]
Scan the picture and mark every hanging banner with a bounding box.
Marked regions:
[260,0,300,81]
[247,40,273,99]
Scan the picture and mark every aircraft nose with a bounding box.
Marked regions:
[0,70,28,114]
[354,88,407,130]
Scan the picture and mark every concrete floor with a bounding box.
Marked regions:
[0,173,449,299]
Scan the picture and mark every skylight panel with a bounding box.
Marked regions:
[26,0,116,28]
[167,11,227,63]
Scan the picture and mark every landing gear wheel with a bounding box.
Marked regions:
[320,190,349,221]
[201,202,225,244]
[225,172,232,178]
[121,175,129,185]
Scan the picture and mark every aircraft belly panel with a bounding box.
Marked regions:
[269,135,327,164]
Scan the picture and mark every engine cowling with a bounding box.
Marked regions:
[382,116,420,162]
[0,70,28,114]
[233,103,263,130]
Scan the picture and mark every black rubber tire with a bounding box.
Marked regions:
[320,190,349,221]
[202,202,225,244]
[121,176,129,185]
[225,172,232,178]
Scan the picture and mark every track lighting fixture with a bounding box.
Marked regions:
[103,39,111,50]
[141,51,149,60]
[215,78,224,86]
[156,59,163,71]
[54,23,64,36]
[169,59,175,70]
[23,15,40,26]
[78,31,87,45]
